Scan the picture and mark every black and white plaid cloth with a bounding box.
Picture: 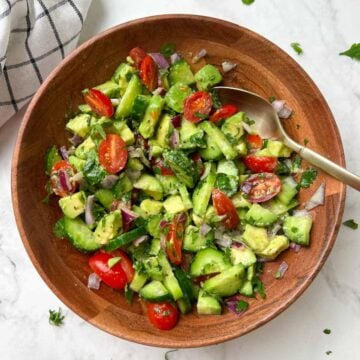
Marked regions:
[0,0,92,127]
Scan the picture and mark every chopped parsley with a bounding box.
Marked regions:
[236,300,249,312]
[165,350,178,360]
[210,89,222,109]
[323,328,331,335]
[244,116,255,126]
[124,284,134,304]
[253,277,266,299]
[298,168,317,189]
[339,43,360,61]
[160,43,176,57]
[49,307,65,326]
[53,218,66,238]
[326,351,332,356]
[268,96,276,103]
[92,123,106,140]
[342,219,358,230]
[242,0,255,4]
[304,138,309,146]
[42,181,52,204]
[291,42,303,55]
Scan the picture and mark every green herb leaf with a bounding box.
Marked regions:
[160,43,176,57]
[49,307,65,326]
[291,155,302,173]
[54,218,66,238]
[215,173,238,197]
[323,328,331,335]
[242,0,255,5]
[276,160,291,175]
[298,168,317,189]
[92,123,106,140]
[304,138,309,146]
[124,284,134,304]
[342,219,358,230]
[194,112,209,120]
[236,300,249,312]
[165,349,178,360]
[291,42,303,55]
[326,351,332,356]
[83,155,107,185]
[244,116,255,126]
[42,181,53,204]
[107,256,121,268]
[268,96,276,103]
[210,89,222,109]
[253,277,266,299]
[339,43,360,61]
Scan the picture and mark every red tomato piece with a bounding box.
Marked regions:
[147,302,179,330]
[183,91,213,123]
[212,189,240,230]
[140,55,158,91]
[129,47,147,68]
[246,134,263,150]
[243,173,282,203]
[210,104,237,123]
[166,213,186,265]
[151,157,174,176]
[88,251,128,290]
[98,134,128,174]
[50,160,77,197]
[243,155,278,173]
[83,88,114,117]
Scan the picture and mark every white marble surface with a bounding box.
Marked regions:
[1,0,360,359]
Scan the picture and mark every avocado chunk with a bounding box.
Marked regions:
[221,112,245,144]
[153,114,173,148]
[283,215,312,246]
[129,270,148,292]
[106,121,135,145]
[197,290,222,315]
[95,189,114,210]
[183,225,214,252]
[68,155,85,172]
[217,160,239,177]
[146,214,162,237]
[230,247,257,268]
[242,224,269,253]
[163,195,187,214]
[155,175,180,195]
[138,95,165,139]
[178,184,193,210]
[179,119,205,150]
[94,80,120,98]
[58,191,86,219]
[199,135,223,160]
[169,59,195,86]
[256,140,292,158]
[66,114,92,138]
[63,217,100,252]
[239,280,254,297]
[143,257,163,281]
[112,63,136,95]
[74,136,96,160]
[163,149,198,188]
[94,210,122,244]
[203,263,245,297]
[231,192,252,209]
[149,237,161,255]
[190,247,231,277]
[113,173,133,199]
[199,121,237,160]
[245,203,278,227]
[194,64,223,91]
[133,174,163,200]
[140,199,163,216]
[277,177,298,205]
[257,235,289,259]
[165,83,192,113]
[192,162,216,217]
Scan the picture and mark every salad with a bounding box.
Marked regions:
[45,45,316,330]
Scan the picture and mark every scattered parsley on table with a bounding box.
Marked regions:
[342,219,358,230]
[242,0,255,5]
[323,328,331,335]
[339,43,360,60]
[291,42,303,55]
[49,307,65,326]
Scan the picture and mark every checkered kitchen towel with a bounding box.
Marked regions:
[0,0,92,128]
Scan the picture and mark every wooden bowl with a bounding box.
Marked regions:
[11,15,346,348]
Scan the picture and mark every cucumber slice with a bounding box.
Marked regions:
[104,226,147,252]
[139,280,171,302]
[190,248,231,277]
[174,267,196,303]
[129,271,148,292]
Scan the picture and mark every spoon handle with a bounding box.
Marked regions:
[284,138,360,191]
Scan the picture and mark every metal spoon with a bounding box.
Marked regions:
[214,86,360,191]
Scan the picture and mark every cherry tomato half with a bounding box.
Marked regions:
[212,189,240,230]
[98,134,128,174]
[89,251,132,290]
[246,134,263,150]
[183,91,213,123]
[140,55,158,92]
[147,302,179,330]
[151,157,174,176]
[129,47,147,68]
[50,160,77,197]
[210,104,237,123]
[112,249,135,283]
[243,155,278,173]
[244,173,282,203]
[166,213,186,265]
[83,88,114,118]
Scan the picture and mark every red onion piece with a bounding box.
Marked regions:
[69,135,83,146]
[214,229,232,248]
[160,220,168,229]
[59,146,69,161]
[85,195,96,226]
[180,252,193,272]
[222,61,237,73]
[100,175,119,189]
[305,183,325,211]
[224,295,247,316]
[192,49,207,63]
[171,129,180,149]
[177,212,187,223]
[121,207,139,230]
[231,242,245,249]
[111,98,120,106]
[241,181,253,194]
[87,272,101,290]
[272,100,293,119]
[290,242,301,252]
[150,53,169,69]
[170,52,181,64]
[200,223,212,236]
[133,235,149,247]
[276,261,289,278]
[58,170,71,192]
[160,234,166,251]
[171,115,182,128]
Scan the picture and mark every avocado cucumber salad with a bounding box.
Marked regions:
[45,45,318,330]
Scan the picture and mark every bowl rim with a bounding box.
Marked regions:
[11,14,346,348]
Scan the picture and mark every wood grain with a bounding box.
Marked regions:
[11,15,346,348]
